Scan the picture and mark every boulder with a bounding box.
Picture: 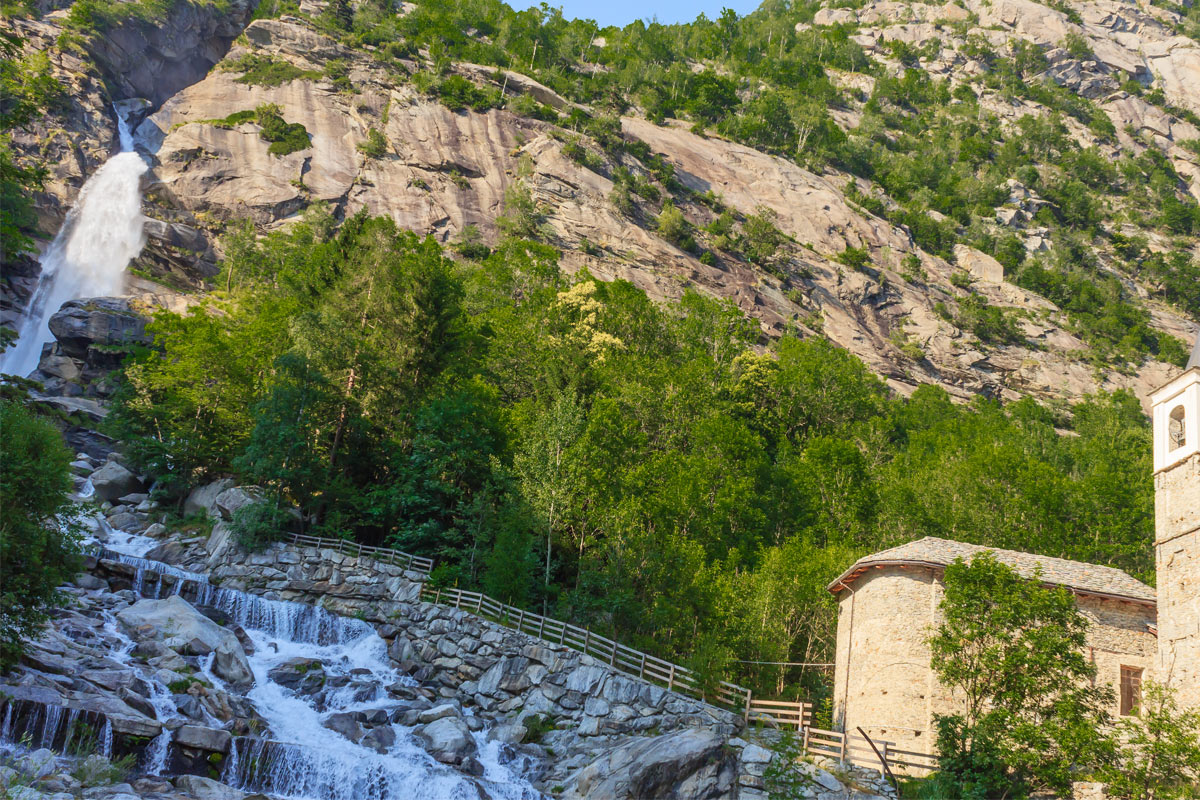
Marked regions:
[417,703,460,724]
[47,298,149,360]
[117,596,252,686]
[559,729,737,800]
[215,486,263,521]
[268,659,326,695]
[174,725,232,753]
[173,775,245,800]
[323,712,364,743]
[414,716,477,765]
[90,461,145,503]
[361,725,396,754]
[185,479,236,518]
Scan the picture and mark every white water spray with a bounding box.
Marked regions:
[1,108,149,377]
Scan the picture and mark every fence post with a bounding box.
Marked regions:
[517,608,525,632]
[538,616,545,639]
[609,642,616,667]
[584,628,591,655]
[667,664,675,692]
[640,653,646,679]
[802,726,810,754]
[840,732,848,765]
[477,593,483,613]
[743,690,752,723]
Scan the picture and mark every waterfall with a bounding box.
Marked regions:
[87,525,544,800]
[1,107,149,377]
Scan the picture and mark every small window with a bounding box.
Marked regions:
[1169,406,1186,451]
[1120,666,1143,716]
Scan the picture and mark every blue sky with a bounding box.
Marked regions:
[521,1,761,28]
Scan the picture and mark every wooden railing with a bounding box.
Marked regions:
[420,584,811,727]
[801,726,938,776]
[747,699,812,729]
[283,533,435,574]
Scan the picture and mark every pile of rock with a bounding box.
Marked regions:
[1,746,259,800]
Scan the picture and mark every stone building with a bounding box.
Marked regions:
[827,538,1157,752]
[1153,339,1200,711]
[827,336,1200,751]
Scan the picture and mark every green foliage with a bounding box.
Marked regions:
[836,246,870,271]
[229,502,294,552]
[656,200,696,251]
[206,105,310,156]
[109,210,1161,701]
[357,128,389,158]
[763,732,818,799]
[1,36,66,259]
[430,74,502,112]
[0,400,82,669]
[928,554,1114,798]
[222,52,321,86]
[1100,680,1200,800]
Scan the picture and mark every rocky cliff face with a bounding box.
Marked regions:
[6,0,1200,409]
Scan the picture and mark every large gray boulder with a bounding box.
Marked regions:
[47,298,150,360]
[184,479,235,518]
[90,461,145,502]
[215,486,263,520]
[559,729,737,800]
[414,716,476,765]
[172,775,245,800]
[117,596,252,686]
[174,725,232,753]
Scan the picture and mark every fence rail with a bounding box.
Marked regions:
[419,584,811,727]
[800,726,937,777]
[283,533,435,574]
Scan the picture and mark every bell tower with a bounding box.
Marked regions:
[1153,335,1200,709]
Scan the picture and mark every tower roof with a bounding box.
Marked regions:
[828,536,1156,605]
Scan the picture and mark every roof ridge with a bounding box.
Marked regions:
[828,536,1155,604]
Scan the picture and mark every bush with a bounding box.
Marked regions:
[657,201,696,251]
[230,502,294,552]
[223,53,321,87]
[357,128,388,158]
[836,246,870,271]
[254,104,311,156]
[0,400,81,669]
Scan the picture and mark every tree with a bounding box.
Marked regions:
[1101,680,1200,800]
[0,401,81,669]
[514,391,585,613]
[928,553,1114,798]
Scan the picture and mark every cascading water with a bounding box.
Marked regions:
[1,107,149,377]
[90,523,544,800]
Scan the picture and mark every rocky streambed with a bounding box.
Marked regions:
[2,452,895,800]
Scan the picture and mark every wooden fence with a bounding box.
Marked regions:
[801,726,938,776]
[420,584,811,728]
[283,532,435,574]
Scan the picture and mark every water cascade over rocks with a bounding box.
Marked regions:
[20,516,545,800]
[1,108,149,377]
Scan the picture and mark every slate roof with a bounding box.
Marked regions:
[827,536,1156,605]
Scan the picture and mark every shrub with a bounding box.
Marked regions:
[357,128,388,158]
[657,201,695,251]
[223,53,321,87]
[230,502,294,552]
[836,246,870,271]
[254,104,311,156]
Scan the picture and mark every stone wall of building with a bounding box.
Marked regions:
[1156,452,1200,711]
[1078,594,1158,718]
[833,565,1158,753]
[833,566,949,753]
